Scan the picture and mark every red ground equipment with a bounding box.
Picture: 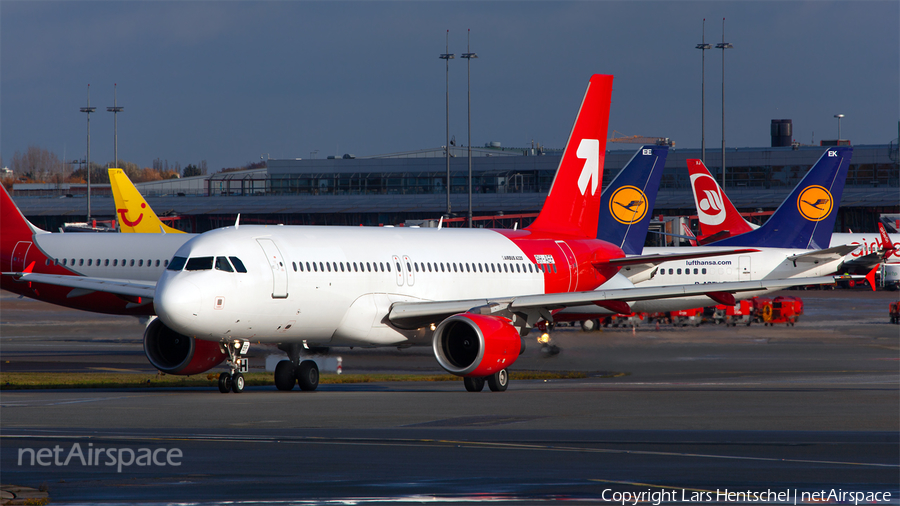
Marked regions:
[670,307,702,327]
[766,296,803,326]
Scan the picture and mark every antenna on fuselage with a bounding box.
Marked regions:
[437,217,443,230]
[235,214,241,230]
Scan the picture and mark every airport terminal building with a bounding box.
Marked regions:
[11,142,899,234]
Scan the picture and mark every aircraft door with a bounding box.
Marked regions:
[402,255,415,286]
[739,255,751,281]
[554,241,578,292]
[392,255,404,286]
[256,238,289,298]
[11,241,32,272]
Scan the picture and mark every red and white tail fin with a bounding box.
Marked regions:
[687,159,755,239]
[527,74,613,239]
[879,222,897,260]
[1,185,44,270]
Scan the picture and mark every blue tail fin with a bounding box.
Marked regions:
[710,147,852,250]
[597,145,669,254]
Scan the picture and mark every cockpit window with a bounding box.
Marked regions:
[185,256,214,271]
[167,256,187,271]
[215,256,234,272]
[229,256,247,273]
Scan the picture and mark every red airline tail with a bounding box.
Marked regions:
[527,74,613,239]
[1,185,39,258]
[879,222,897,260]
[687,159,753,239]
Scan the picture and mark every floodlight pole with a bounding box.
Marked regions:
[696,19,711,164]
[715,18,733,188]
[461,30,478,228]
[834,114,845,140]
[439,31,455,218]
[80,85,97,221]
[107,83,125,169]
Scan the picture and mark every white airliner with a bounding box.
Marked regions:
[144,75,832,394]
[687,158,897,269]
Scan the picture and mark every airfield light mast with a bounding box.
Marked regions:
[696,19,712,164]
[107,84,125,169]
[461,30,478,228]
[834,114,845,140]
[80,85,97,222]
[439,31,455,219]
[716,18,733,188]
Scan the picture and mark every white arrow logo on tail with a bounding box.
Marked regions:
[576,138,600,196]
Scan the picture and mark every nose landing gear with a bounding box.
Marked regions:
[217,340,249,393]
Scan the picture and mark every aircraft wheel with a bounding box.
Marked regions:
[218,372,232,393]
[464,376,485,392]
[487,369,509,392]
[231,373,245,393]
[296,360,319,391]
[274,360,296,391]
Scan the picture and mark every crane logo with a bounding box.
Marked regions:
[609,186,648,225]
[797,186,833,222]
[690,173,726,226]
[117,203,145,227]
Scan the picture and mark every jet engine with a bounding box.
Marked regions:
[432,313,521,377]
[143,318,226,375]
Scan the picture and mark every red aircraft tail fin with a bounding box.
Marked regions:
[527,74,613,238]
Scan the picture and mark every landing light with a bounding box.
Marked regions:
[233,341,241,349]
[430,323,436,331]
[537,333,550,344]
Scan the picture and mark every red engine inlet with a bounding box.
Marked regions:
[143,318,226,375]
[432,313,521,377]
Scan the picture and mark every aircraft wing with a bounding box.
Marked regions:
[786,244,860,264]
[3,272,157,300]
[388,276,834,329]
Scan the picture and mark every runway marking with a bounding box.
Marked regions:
[2,433,896,469]
[1,394,145,407]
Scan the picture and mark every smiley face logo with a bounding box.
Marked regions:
[797,185,833,222]
[609,186,648,225]
[117,202,146,227]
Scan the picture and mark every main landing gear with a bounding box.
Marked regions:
[218,340,249,394]
[463,369,509,392]
[274,343,320,391]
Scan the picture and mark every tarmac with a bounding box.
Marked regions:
[1,288,898,504]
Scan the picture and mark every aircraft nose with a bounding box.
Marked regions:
[154,275,202,333]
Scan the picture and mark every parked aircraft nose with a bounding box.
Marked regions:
[154,275,202,333]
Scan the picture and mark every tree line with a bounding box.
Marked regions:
[0,145,264,191]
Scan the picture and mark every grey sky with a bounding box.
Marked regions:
[2,1,897,173]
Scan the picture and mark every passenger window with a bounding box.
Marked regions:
[79,259,84,266]
[677,268,682,275]
[155,260,160,267]
[164,260,169,267]
[659,268,665,275]
[516,264,521,273]
[340,263,345,272]
[477,263,482,273]
[61,259,67,266]
[130,260,135,267]
[406,262,411,272]
[313,262,318,272]
[353,262,358,272]
[88,259,93,266]
[326,263,331,272]
[387,263,391,272]
[693,268,698,275]
[440,263,445,272]
[216,257,234,272]
[366,262,371,272]
[138,259,143,267]
[226,257,246,273]
[379,262,385,271]
[396,263,402,272]
[185,256,214,271]
[452,263,457,272]
[331,262,336,272]
[319,262,324,271]
[167,256,187,271]
[702,268,707,275]
[305,262,310,272]
[668,268,673,275]
[414,263,419,272]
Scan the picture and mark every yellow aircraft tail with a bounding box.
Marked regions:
[109,168,184,234]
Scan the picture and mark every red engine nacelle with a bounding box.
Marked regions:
[432,313,522,378]
[143,318,227,375]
